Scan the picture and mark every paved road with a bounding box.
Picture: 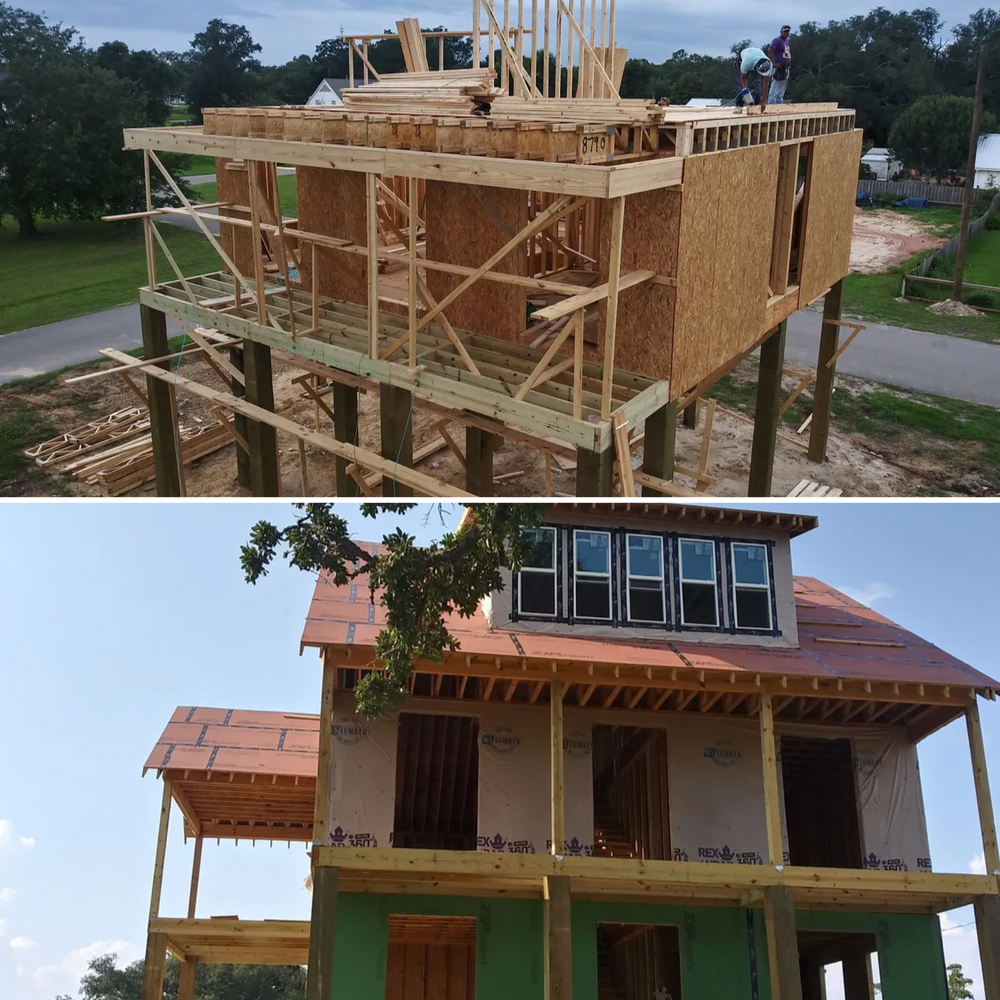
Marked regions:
[3,301,1000,407]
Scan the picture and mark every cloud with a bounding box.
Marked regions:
[0,820,34,853]
[19,837,34,849]
[33,940,141,988]
[970,853,988,875]
[10,936,37,950]
[0,887,15,904]
[839,581,895,607]
[0,918,8,936]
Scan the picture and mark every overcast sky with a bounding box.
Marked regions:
[19,0,991,64]
[1,501,998,1000]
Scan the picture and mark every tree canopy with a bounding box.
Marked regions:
[241,503,541,718]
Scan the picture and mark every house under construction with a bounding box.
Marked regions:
[138,503,1000,1000]
[101,2,863,498]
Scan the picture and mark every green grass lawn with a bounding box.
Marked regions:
[174,154,219,177]
[0,217,220,335]
[191,173,298,217]
[956,229,1000,288]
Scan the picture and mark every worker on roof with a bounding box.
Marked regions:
[734,45,772,111]
[767,25,792,104]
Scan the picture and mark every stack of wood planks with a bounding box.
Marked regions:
[25,406,234,496]
[341,69,502,115]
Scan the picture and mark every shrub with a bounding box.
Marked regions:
[964,291,999,309]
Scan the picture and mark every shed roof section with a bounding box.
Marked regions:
[302,567,997,694]
[975,134,1000,172]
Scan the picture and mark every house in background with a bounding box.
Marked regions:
[974,133,1000,190]
[305,78,349,106]
[860,146,901,181]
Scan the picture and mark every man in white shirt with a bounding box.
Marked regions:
[734,45,773,111]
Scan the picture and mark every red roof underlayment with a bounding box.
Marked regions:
[301,569,998,692]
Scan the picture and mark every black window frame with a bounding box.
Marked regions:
[511,525,561,621]
[569,528,617,624]
[673,535,725,631]
[621,530,670,628]
[725,539,780,636]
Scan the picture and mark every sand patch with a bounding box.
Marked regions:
[850,208,949,273]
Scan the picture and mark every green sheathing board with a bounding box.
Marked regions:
[571,901,754,1000]
[330,893,543,1000]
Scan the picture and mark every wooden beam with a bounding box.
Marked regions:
[808,279,843,464]
[551,679,566,854]
[764,885,803,1000]
[749,321,787,497]
[759,694,784,866]
[314,652,336,845]
[544,874,573,999]
[139,305,181,497]
[305,866,338,1000]
[967,700,1000,876]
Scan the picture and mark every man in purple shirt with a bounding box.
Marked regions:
[768,25,791,104]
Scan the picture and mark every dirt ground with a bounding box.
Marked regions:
[849,208,950,273]
[14,352,959,499]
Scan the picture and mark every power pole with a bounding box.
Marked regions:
[952,42,988,302]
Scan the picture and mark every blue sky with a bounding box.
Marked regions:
[17,0,990,65]
[0,501,997,1000]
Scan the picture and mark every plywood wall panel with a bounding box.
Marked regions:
[215,159,255,278]
[424,181,528,341]
[296,166,368,305]
[670,145,780,398]
[798,130,864,306]
[384,943,475,1000]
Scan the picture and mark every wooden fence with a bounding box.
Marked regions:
[858,179,965,204]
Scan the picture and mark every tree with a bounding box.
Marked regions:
[889,93,999,181]
[0,3,165,236]
[241,503,542,718]
[314,37,350,79]
[185,19,262,121]
[96,41,180,124]
[947,963,974,1000]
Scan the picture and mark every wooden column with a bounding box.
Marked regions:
[177,961,197,1000]
[544,874,573,1000]
[139,305,181,497]
[332,384,360,497]
[179,839,203,1000]
[380,384,414,497]
[149,780,172,918]
[313,650,336,846]
[576,443,614,496]
[759,694,784,866]
[842,947,873,1000]
[682,403,698,429]
[641,402,677,493]
[466,427,497,495]
[764,886,803,1000]
[305,865,339,1000]
[749,321,787,497]
[140,933,169,1000]
[243,341,280,496]
[808,280,844,464]
[551,680,565,854]
[367,173,379,358]
[140,781,172,1000]
[974,895,1000,1000]
[228,344,251,489]
[967,700,1000,877]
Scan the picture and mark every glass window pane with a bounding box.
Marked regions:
[682,582,717,626]
[680,539,715,582]
[575,532,610,574]
[576,579,610,619]
[520,571,555,615]
[522,528,555,569]
[629,582,665,623]
[736,589,771,629]
[628,535,663,579]
[733,543,768,586]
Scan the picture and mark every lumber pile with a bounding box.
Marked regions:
[25,406,234,496]
[488,97,664,124]
[342,69,502,114]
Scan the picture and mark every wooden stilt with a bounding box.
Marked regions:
[974,895,1000,1000]
[139,305,181,497]
[380,383,414,497]
[764,885,803,1000]
[187,837,203,918]
[149,780,172,918]
[641,401,676,494]
[576,442,613,496]
[228,344,251,489]
[140,781,172,1000]
[305,866,339,1000]
[682,401,698,428]
[140,933,169,1000]
[749,321,787,497]
[808,279,844,463]
[544,875,573,999]
[465,426,497,495]
[243,341,280,496]
[332,383,360,497]
[177,962,198,1000]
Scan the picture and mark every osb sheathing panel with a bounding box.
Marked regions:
[424,181,528,341]
[798,129,864,306]
[595,189,681,380]
[296,166,367,306]
[215,159,255,278]
[670,145,780,398]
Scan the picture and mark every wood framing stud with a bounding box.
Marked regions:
[759,694,784,866]
[305,865,338,1000]
[967,700,1000,876]
[551,679,566,854]
[809,279,844,464]
[749,321,787,497]
[544,874,573,1000]
[139,305,181,497]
